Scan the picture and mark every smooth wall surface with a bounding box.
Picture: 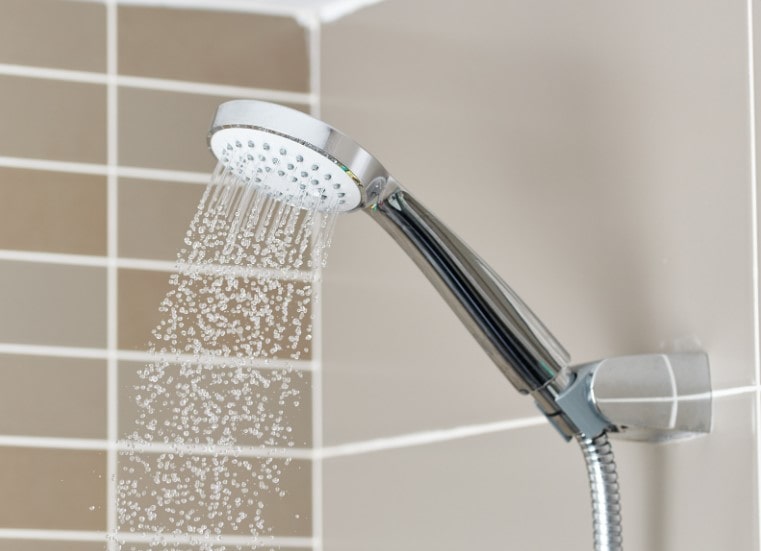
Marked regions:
[320,1,759,550]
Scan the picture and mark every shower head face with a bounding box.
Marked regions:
[208,100,388,213]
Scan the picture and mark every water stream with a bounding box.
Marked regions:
[116,158,338,550]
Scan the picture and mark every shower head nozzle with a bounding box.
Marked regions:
[208,100,388,213]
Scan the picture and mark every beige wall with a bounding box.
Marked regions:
[321,1,759,550]
[0,1,314,548]
[0,1,758,550]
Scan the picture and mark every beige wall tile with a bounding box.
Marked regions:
[118,268,313,360]
[321,275,538,445]
[645,393,757,550]
[118,453,311,536]
[119,88,307,172]
[324,394,755,550]
[0,0,105,72]
[0,168,106,255]
[118,268,171,351]
[118,88,221,173]
[0,261,106,347]
[0,354,106,439]
[0,448,106,530]
[0,76,106,163]
[119,361,312,447]
[118,178,204,261]
[0,542,104,551]
[118,7,309,91]
[324,423,593,550]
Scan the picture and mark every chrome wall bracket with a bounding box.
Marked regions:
[553,353,711,442]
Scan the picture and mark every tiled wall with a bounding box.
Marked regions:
[3,1,760,551]
[0,1,316,549]
[320,1,760,550]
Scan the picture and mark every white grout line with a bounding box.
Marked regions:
[751,0,761,416]
[318,416,549,459]
[0,343,111,360]
[118,533,315,547]
[0,529,107,542]
[713,385,759,399]
[116,349,315,370]
[308,19,324,551]
[0,342,316,370]
[0,155,108,176]
[0,63,106,85]
[0,528,314,547]
[317,0,384,23]
[118,257,318,282]
[0,63,314,104]
[311,292,324,551]
[3,389,755,458]
[0,249,317,282]
[0,417,549,458]
[0,249,110,268]
[105,1,119,547]
[0,154,212,183]
[757,382,761,551]
[111,257,179,271]
[116,165,209,183]
[118,74,315,104]
[0,435,111,452]
[592,385,756,404]
[60,0,385,24]
[121,441,314,460]
[0,418,548,458]
[0,434,312,459]
[751,0,761,547]
[104,0,315,19]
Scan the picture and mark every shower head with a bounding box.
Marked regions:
[208,100,577,437]
[209,100,383,213]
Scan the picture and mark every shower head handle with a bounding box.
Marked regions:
[207,99,571,404]
[365,176,571,396]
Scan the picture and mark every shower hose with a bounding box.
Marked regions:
[578,432,623,551]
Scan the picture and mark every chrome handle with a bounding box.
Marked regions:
[364,177,571,395]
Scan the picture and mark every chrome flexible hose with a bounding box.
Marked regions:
[577,432,623,551]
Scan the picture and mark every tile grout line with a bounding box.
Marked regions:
[748,1,761,550]
[0,155,211,183]
[105,1,119,547]
[308,16,324,551]
[0,528,314,547]
[0,63,315,104]
[318,417,549,459]
[57,0,384,24]
[0,381,751,458]
[0,249,318,282]
[0,342,316,370]
[0,435,313,458]
[67,0,316,20]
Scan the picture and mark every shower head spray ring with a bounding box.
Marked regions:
[208,100,388,213]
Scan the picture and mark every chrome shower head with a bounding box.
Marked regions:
[208,99,576,436]
[209,100,385,213]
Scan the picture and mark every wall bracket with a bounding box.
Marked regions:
[555,353,711,442]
